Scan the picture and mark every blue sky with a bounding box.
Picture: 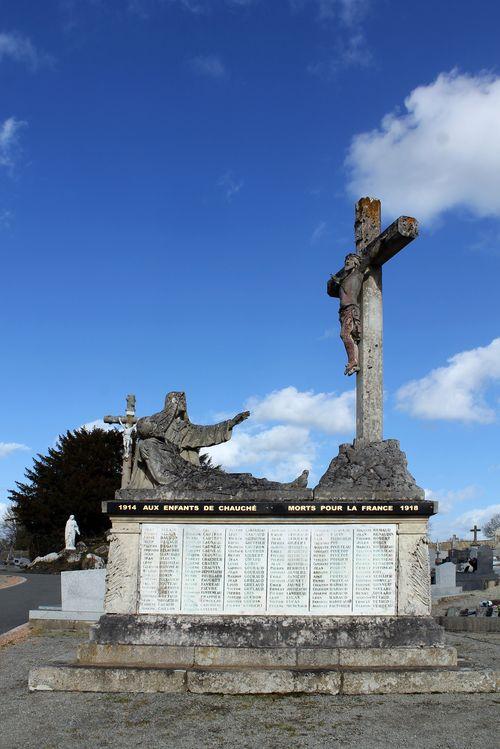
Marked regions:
[1,0,499,540]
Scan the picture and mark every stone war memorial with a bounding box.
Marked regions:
[29,198,497,695]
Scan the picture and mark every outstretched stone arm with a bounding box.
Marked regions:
[181,411,250,450]
[230,411,250,427]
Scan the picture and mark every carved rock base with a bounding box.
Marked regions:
[314,439,425,501]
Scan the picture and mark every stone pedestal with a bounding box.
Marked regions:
[102,511,433,618]
[26,497,494,695]
[28,497,498,695]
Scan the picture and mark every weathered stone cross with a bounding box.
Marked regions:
[328,198,419,447]
[470,524,481,545]
[104,394,138,488]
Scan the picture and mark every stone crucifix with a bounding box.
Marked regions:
[104,394,138,488]
[328,198,418,447]
[470,524,481,545]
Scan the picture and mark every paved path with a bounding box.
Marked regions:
[0,573,60,634]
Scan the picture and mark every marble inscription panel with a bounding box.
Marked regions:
[138,524,396,615]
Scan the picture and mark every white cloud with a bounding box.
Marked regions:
[453,504,500,537]
[424,485,496,540]
[346,70,500,223]
[308,32,372,76]
[206,386,354,483]
[0,442,30,459]
[166,0,206,13]
[337,32,371,66]
[205,424,314,482]
[291,0,369,26]
[396,338,500,423]
[129,0,257,16]
[217,171,243,201]
[310,220,327,244]
[425,485,480,515]
[0,117,26,170]
[226,0,256,6]
[337,0,368,25]
[0,209,13,228]
[0,32,51,71]
[0,501,9,522]
[80,419,115,432]
[469,227,500,257]
[189,54,227,79]
[247,386,355,434]
[431,503,500,541]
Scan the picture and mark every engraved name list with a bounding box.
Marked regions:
[138,523,397,616]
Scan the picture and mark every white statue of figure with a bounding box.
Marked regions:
[118,418,136,460]
[65,514,80,550]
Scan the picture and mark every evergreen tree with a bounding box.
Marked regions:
[9,428,122,557]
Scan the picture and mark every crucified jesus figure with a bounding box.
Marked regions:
[327,253,369,376]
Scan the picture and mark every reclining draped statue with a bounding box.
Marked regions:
[123,391,308,497]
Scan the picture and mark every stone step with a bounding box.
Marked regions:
[77,643,457,669]
[28,664,498,695]
[91,614,446,649]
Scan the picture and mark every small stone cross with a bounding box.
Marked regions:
[104,394,138,488]
[470,524,481,545]
[328,198,418,446]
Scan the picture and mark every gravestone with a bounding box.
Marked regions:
[431,562,462,599]
[477,546,494,575]
[457,546,498,592]
[29,198,496,695]
[29,569,106,626]
[449,547,469,565]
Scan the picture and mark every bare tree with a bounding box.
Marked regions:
[0,508,18,560]
[483,513,500,538]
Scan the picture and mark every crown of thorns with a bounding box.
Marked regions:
[345,253,360,264]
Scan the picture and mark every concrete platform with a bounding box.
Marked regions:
[30,608,101,622]
[30,618,96,633]
[77,642,457,669]
[27,618,498,695]
[30,613,485,695]
[77,642,458,669]
[28,663,498,695]
[29,608,101,632]
[31,636,497,695]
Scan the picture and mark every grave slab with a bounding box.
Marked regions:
[431,562,463,599]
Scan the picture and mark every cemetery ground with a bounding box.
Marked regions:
[432,588,500,617]
[0,626,498,749]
